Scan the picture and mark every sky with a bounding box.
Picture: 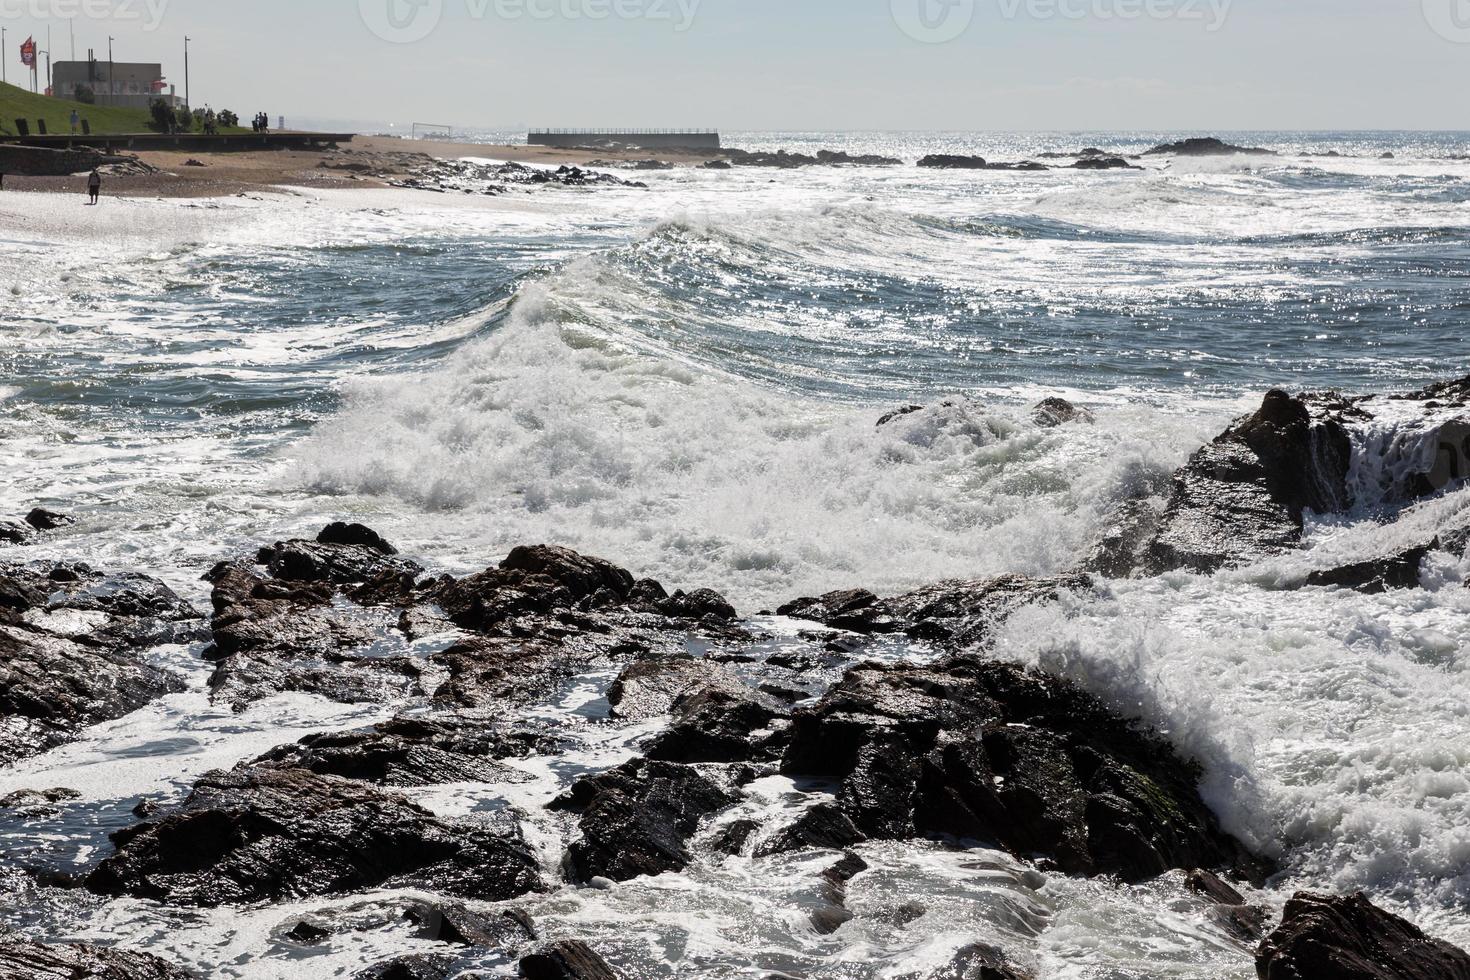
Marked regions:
[0,0,1465,132]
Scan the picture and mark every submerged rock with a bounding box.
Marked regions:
[552,758,742,883]
[778,658,1264,883]
[1072,156,1141,170]
[87,765,543,907]
[1256,891,1470,979]
[1304,545,1431,594]
[519,940,620,980]
[919,943,1033,980]
[0,938,196,979]
[1031,397,1096,427]
[355,956,461,980]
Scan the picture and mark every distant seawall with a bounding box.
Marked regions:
[528,130,720,151]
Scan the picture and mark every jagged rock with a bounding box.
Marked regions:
[922,943,1033,979]
[755,802,865,856]
[1031,397,1096,428]
[1187,869,1267,941]
[24,509,73,531]
[552,759,742,883]
[1083,497,1165,579]
[256,538,421,586]
[0,521,35,545]
[355,956,460,980]
[0,938,196,979]
[0,625,187,767]
[1142,389,1358,574]
[643,680,792,764]
[1256,891,1470,979]
[86,765,542,907]
[431,545,636,631]
[1143,137,1275,157]
[1304,546,1430,594]
[430,635,618,709]
[778,658,1264,882]
[404,901,537,949]
[519,940,620,980]
[778,575,1090,648]
[656,588,737,621]
[253,715,557,786]
[877,405,926,427]
[607,656,740,721]
[717,148,900,168]
[0,787,81,819]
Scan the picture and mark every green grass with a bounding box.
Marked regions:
[0,80,155,135]
[0,80,248,137]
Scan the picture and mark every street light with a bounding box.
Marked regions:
[108,36,114,99]
[184,36,190,109]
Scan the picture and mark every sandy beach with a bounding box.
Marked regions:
[0,134,717,199]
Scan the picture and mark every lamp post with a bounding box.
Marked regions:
[184,35,190,109]
[3,27,7,87]
[107,36,113,99]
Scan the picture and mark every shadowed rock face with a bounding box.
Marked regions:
[519,940,621,980]
[1139,390,1359,575]
[551,759,743,883]
[1256,892,1470,980]
[86,766,543,907]
[0,938,196,979]
[779,659,1265,883]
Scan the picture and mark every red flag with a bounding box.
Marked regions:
[20,37,36,69]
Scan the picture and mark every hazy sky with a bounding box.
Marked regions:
[0,0,1465,131]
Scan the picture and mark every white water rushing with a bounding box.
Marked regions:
[2,134,1470,975]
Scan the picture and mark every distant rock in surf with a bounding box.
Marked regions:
[1072,156,1142,170]
[917,154,1050,171]
[1256,891,1470,980]
[1143,137,1275,157]
[719,148,902,168]
[1031,397,1096,427]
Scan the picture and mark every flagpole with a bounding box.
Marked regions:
[2,27,7,87]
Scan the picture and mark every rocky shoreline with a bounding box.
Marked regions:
[4,379,1470,977]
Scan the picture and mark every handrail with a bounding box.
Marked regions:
[528,128,718,135]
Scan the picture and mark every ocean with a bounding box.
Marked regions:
[1,130,1468,977]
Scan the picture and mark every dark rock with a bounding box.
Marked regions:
[607,656,739,721]
[0,938,196,979]
[718,148,900,168]
[644,680,792,764]
[519,940,620,980]
[877,405,926,427]
[24,509,73,531]
[404,901,537,949]
[918,154,989,169]
[253,715,557,786]
[430,636,619,709]
[925,943,1033,979]
[86,765,543,907]
[1083,497,1165,579]
[1256,891,1470,980]
[702,160,731,170]
[1031,397,1096,428]
[1143,137,1275,157]
[256,538,421,586]
[1142,389,1358,574]
[779,658,1264,883]
[318,522,399,555]
[1304,546,1430,594]
[707,818,761,854]
[0,787,81,819]
[778,589,902,634]
[0,521,35,545]
[1187,869,1268,942]
[1072,157,1140,170]
[355,955,461,980]
[285,920,332,944]
[552,758,741,883]
[756,802,865,856]
[0,625,187,767]
[656,588,737,621]
[431,545,636,630]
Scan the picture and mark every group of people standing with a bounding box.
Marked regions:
[251,112,271,133]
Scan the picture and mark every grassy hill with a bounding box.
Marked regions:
[0,80,156,136]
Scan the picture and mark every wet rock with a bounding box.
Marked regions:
[285,920,332,944]
[643,681,792,764]
[778,659,1263,882]
[1141,389,1358,574]
[607,655,740,721]
[24,509,73,531]
[0,521,35,545]
[0,938,197,979]
[404,901,537,949]
[877,404,926,427]
[1143,137,1275,157]
[718,148,900,168]
[925,943,1033,979]
[756,802,865,856]
[1186,869,1267,941]
[779,575,1090,649]
[519,940,620,980]
[431,545,634,630]
[917,154,989,168]
[87,765,543,907]
[0,787,81,819]
[355,956,461,980]
[1256,891,1470,979]
[430,635,619,709]
[0,625,187,767]
[1031,397,1095,428]
[254,715,557,786]
[318,521,399,554]
[1304,546,1430,594]
[256,537,421,586]
[552,758,742,883]
[810,851,869,934]
[1072,157,1141,171]
[656,588,737,621]
[1083,497,1165,579]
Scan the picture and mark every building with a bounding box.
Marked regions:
[52,54,180,110]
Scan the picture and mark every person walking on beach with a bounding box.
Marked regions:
[87,168,102,205]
